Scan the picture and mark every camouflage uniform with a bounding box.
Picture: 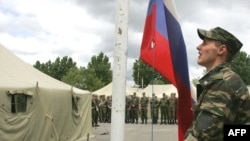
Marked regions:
[150,95,159,124]
[140,92,149,124]
[106,96,112,123]
[185,27,250,141]
[92,95,99,127]
[125,96,131,123]
[168,93,177,124]
[130,93,139,124]
[99,95,108,123]
[159,93,169,124]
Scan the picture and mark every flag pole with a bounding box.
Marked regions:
[111,0,129,141]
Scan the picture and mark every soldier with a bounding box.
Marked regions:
[99,95,108,123]
[125,95,131,123]
[158,93,169,124]
[185,27,250,141]
[140,92,149,124]
[106,96,112,123]
[130,92,139,124]
[150,94,159,124]
[92,94,99,127]
[168,93,177,124]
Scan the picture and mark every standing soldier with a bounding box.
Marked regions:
[159,93,169,124]
[106,96,112,123]
[140,92,149,124]
[168,92,177,124]
[130,92,139,124]
[125,96,131,123]
[92,94,99,127]
[99,95,108,123]
[150,94,159,124]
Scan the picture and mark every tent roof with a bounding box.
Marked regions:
[92,83,187,98]
[0,43,89,93]
[92,82,141,96]
[140,84,178,97]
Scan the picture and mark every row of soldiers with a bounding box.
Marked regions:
[91,92,177,127]
[92,94,112,127]
[126,92,177,124]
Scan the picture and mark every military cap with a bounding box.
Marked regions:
[197,27,242,56]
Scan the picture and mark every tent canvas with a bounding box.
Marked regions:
[141,84,178,98]
[140,83,197,101]
[0,44,93,141]
[92,82,140,96]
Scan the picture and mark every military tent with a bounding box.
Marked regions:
[140,83,197,101]
[92,82,141,96]
[0,44,93,141]
[141,84,178,98]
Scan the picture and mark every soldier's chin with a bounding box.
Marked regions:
[197,61,206,67]
[197,59,204,66]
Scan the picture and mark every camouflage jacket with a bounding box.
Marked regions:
[185,62,250,141]
[169,98,177,108]
[140,96,149,109]
[159,97,169,107]
[131,96,139,109]
[150,98,159,108]
[126,97,131,109]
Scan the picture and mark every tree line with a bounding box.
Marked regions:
[33,51,250,91]
[33,52,112,91]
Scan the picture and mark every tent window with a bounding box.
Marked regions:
[11,94,27,113]
[72,96,80,112]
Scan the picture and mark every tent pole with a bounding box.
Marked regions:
[110,0,129,141]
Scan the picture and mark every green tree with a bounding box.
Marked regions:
[133,59,169,88]
[62,67,103,91]
[84,68,105,91]
[87,52,112,88]
[231,51,250,85]
[34,56,76,80]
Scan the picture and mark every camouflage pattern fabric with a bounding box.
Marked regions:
[159,96,169,124]
[125,96,131,123]
[185,62,250,141]
[130,95,139,123]
[140,96,149,124]
[150,96,159,124]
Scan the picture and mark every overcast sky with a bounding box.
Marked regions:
[1,0,250,87]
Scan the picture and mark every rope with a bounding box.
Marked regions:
[36,82,60,140]
[150,15,156,140]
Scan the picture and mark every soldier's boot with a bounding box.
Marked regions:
[145,119,147,124]
[141,119,144,124]
[136,119,138,124]
[160,120,163,124]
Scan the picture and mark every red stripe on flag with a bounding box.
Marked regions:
[140,4,176,85]
[140,0,193,141]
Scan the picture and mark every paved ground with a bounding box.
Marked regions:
[85,121,178,141]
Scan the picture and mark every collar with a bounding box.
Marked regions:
[199,62,231,87]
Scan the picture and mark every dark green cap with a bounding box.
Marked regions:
[197,27,242,56]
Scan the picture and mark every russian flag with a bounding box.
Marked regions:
[140,0,193,140]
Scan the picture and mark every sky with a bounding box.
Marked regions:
[0,0,250,87]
